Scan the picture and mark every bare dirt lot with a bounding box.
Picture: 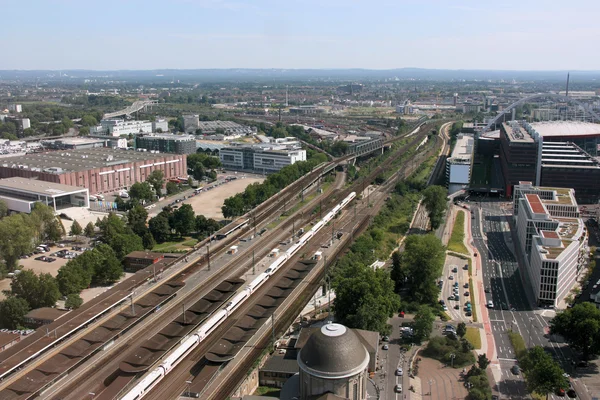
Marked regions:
[185,176,264,220]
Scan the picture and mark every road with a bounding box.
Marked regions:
[469,197,576,399]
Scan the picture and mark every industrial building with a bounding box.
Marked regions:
[513,183,588,308]
[446,134,474,194]
[499,121,600,201]
[0,177,89,213]
[0,148,186,195]
[289,106,326,115]
[220,143,306,173]
[90,119,154,137]
[135,134,196,154]
[41,137,109,150]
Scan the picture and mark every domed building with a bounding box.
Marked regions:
[296,323,370,400]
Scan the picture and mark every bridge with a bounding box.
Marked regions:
[103,100,158,119]
[482,93,600,132]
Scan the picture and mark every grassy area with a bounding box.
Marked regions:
[464,327,481,349]
[448,211,468,254]
[253,387,281,397]
[469,278,477,322]
[422,336,476,368]
[153,237,197,252]
[508,331,527,360]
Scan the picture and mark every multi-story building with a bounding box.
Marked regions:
[183,115,200,133]
[8,104,22,113]
[152,119,169,133]
[135,134,196,154]
[90,119,153,137]
[0,148,186,195]
[20,118,30,130]
[499,121,600,201]
[220,143,306,173]
[513,183,588,308]
[446,134,474,194]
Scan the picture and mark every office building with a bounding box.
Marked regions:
[183,114,200,133]
[500,121,600,201]
[446,134,474,194]
[90,119,153,137]
[152,119,169,133]
[135,134,196,154]
[513,183,588,308]
[0,177,89,213]
[20,118,30,130]
[0,148,186,195]
[8,104,22,113]
[220,143,306,173]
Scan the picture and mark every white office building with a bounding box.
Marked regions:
[90,119,153,137]
[152,119,169,133]
[183,114,200,133]
[513,183,588,308]
[220,143,306,173]
[446,134,474,194]
[8,104,22,113]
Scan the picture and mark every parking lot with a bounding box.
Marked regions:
[440,254,472,323]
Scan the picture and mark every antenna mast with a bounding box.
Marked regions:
[565,72,570,97]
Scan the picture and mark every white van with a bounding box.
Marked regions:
[96,194,105,201]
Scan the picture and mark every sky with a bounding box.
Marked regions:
[1,0,599,71]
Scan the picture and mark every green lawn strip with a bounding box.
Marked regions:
[448,211,468,254]
[469,278,477,322]
[464,327,481,349]
[508,331,527,360]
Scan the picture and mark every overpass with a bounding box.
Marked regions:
[103,100,158,119]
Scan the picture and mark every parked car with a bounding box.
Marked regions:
[382,344,389,350]
[395,368,403,376]
[511,365,520,375]
[394,385,402,393]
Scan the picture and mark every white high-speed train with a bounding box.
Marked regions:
[120,191,356,400]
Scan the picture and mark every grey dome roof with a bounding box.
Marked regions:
[298,323,369,379]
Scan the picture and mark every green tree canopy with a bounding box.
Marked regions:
[166,181,179,195]
[0,214,35,269]
[333,265,400,335]
[550,302,600,360]
[84,221,96,238]
[392,234,445,304]
[457,322,467,338]
[128,182,154,203]
[127,204,149,237]
[172,204,195,236]
[10,269,60,309]
[422,185,448,230]
[70,220,82,237]
[0,297,29,329]
[149,212,171,243]
[521,346,569,397]
[142,232,156,250]
[413,305,435,342]
[65,293,83,309]
[0,199,8,218]
[146,170,165,197]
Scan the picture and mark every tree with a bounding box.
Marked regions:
[192,164,205,181]
[146,170,165,197]
[65,293,83,310]
[413,305,435,341]
[84,222,96,238]
[108,233,143,260]
[81,115,98,126]
[10,269,60,309]
[30,202,58,242]
[79,126,90,136]
[149,212,171,243]
[331,140,349,156]
[457,322,467,338]
[45,219,64,242]
[92,244,124,284]
[0,214,35,269]
[477,353,490,370]
[142,232,156,250]
[550,302,600,360]
[172,204,195,237]
[333,265,400,335]
[128,182,154,202]
[70,220,82,237]
[422,185,448,230]
[0,199,8,218]
[0,297,29,329]
[392,234,445,304]
[127,204,149,237]
[57,263,90,295]
[522,346,569,398]
[166,181,179,195]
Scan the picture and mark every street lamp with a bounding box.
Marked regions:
[428,379,435,397]
[185,380,192,396]
[450,353,456,369]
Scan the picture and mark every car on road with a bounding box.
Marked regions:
[464,291,470,297]
[502,303,509,310]
[567,389,577,398]
[454,305,460,309]
[394,384,402,393]
[487,301,494,308]
[464,282,469,288]
[511,365,520,375]
[395,368,403,376]
[466,311,472,316]
[452,267,458,273]
[485,287,491,293]
[449,275,454,280]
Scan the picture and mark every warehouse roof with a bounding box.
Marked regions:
[0,148,182,173]
[0,177,88,196]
